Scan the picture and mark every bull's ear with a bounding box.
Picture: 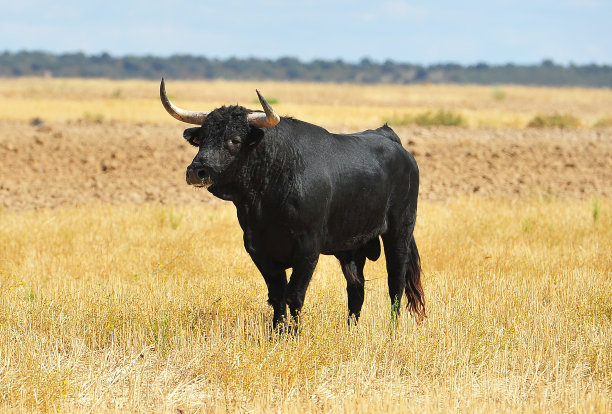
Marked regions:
[245,127,264,147]
[183,127,201,146]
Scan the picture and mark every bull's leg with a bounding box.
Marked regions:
[382,229,425,322]
[252,260,288,330]
[382,232,410,319]
[264,271,288,329]
[285,255,319,330]
[336,251,366,324]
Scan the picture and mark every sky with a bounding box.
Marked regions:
[1,0,610,65]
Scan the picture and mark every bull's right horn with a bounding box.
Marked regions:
[247,90,280,128]
[160,78,208,125]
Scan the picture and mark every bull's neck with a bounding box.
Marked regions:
[232,135,301,207]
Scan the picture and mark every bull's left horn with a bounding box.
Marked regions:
[160,78,208,125]
[247,90,280,128]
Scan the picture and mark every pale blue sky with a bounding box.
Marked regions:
[1,0,610,64]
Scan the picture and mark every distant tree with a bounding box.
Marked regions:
[414,67,428,82]
[0,50,610,87]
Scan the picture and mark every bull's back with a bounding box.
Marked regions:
[296,125,415,253]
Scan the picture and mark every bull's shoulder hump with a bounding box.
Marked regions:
[337,124,402,145]
[279,117,330,134]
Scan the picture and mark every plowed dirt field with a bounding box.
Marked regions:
[1,120,610,210]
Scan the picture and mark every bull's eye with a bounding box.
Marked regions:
[225,137,242,153]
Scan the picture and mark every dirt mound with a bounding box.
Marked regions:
[1,120,611,210]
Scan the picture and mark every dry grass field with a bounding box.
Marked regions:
[0,79,611,412]
[1,200,610,412]
[2,78,612,129]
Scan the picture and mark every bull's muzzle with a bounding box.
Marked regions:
[186,165,211,187]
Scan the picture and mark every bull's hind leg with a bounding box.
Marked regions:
[336,250,367,324]
[382,230,425,322]
[382,235,407,317]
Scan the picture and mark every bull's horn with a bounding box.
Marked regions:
[247,90,280,128]
[159,78,208,125]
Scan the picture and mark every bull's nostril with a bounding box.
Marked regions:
[197,169,207,179]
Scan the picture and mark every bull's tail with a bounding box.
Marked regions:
[405,236,425,322]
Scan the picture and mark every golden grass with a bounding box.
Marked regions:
[1,78,611,129]
[0,197,610,412]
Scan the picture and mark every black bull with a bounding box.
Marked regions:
[160,79,425,329]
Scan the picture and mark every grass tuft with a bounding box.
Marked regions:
[492,86,507,101]
[593,199,601,221]
[527,113,581,128]
[81,112,105,123]
[388,109,466,127]
[594,116,612,128]
[252,97,280,105]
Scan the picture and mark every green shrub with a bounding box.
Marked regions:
[414,109,465,126]
[386,113,413,126]
[252,97,279,105]
[492,87,507,101]
[527,113,580,128]
[387,109,465,127]
[593,116,612,128]
[82,112,104,123]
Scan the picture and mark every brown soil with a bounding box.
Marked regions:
[1,120,611,210]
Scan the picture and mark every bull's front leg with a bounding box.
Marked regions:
[286,254,319,330]
[263,270,288,329]
[252,259,288,330]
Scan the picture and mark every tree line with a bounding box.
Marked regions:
[1,51,610,87]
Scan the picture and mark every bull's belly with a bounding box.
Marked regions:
[243,196,390,263]
[321,234,382,255]
[320,199,389,254]
[250,220,386,263]
[321,219,387,254]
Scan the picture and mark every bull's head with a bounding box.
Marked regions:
[160,78,279,188]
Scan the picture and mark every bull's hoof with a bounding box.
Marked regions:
[271,319,299,337]
[347,313,360,327]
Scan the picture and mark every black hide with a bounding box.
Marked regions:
[183,107,424,329]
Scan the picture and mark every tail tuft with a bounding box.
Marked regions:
[405,236,425,322]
